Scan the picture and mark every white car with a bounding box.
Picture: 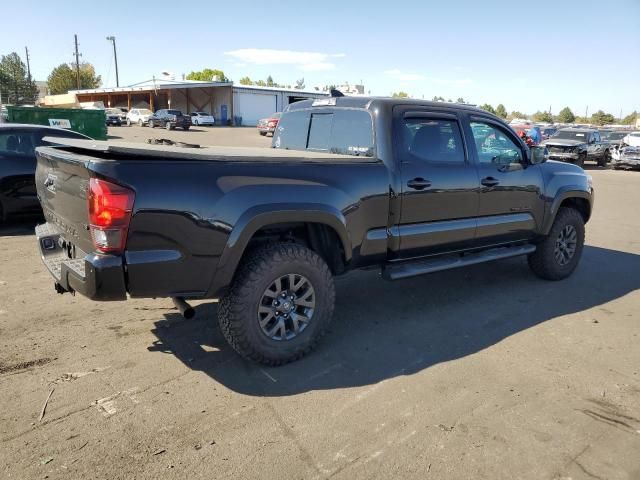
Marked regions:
[622,131,640,147]
[126,108,153,126]
[190,112,215,126]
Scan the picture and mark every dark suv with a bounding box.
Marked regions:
[148,109,191,130]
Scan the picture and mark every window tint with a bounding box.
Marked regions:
[470,121,522,164]
[273,109,374,156]
[400,118,465,163]
[0,132,35,156]
[330,110,373,156]
[273,110,310,150]
[307,113,332,150]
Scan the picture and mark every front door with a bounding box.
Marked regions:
[466,116,545,245]
[394,109,479,258]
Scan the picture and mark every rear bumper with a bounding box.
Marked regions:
[35,223,127,301]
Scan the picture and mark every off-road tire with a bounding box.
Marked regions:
[148,120,154,128]
[218,242,335,365]
[528,207,585,280]
[165,121,172,130]
[574,153,585,168]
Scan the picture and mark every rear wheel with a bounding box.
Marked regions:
[259,131,267,136]
[218,243,335,365]
[528,207,585,280]
[138,119,143,127]
[126,119,131,126]
[165,121,172,130]
[183,125,190,131]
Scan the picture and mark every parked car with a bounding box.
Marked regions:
[33,96,593,365]
[541,127,557,140]
[126,108,153,126]
[0,124,90,222]
[257,112,282,136]
[105,108,122,127]
[622,131,640,147]
[190,112,215,126]
[611,146,640,170]
[600,130,627,144]
[542,128,610,167]
[147,109,191,130]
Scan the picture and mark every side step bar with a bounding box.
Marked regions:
[382,244,536,281]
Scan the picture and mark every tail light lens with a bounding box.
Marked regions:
[88,178,135,254]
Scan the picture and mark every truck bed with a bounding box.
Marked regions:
[41,137,379,163]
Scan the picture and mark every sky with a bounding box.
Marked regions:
[2,0,639,117]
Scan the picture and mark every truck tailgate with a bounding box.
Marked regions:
[35,146,96,255]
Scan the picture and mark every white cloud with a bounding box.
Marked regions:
[224,49,344,71]
[384,69,425,81]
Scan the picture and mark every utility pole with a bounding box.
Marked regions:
[73,34,82,89]
[585,106,588,120]
[24,47,31,83]
[106,36,119,87]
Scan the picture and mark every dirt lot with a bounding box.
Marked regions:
[1,128,639,479]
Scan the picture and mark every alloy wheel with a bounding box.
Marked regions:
[554,225,577,266]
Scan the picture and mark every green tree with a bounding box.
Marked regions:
[431,95,444,102]
[590,110,615,126]
[295,78,305,90]
[393,91,409,98]
[556,106,575,123]
[509,111,527,120]
[47,62,101,95]
[255,79,267,87]
[495,104,507,119]
[532,111,553,123]
[479,103,495,114]
[0,52,38,104]
[266,75,274,87]
[621,111,638,125]
[186,68,228,82]
[239,76,253,85]
[456,97,465,104]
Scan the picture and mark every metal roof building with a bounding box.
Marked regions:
[70,80,328,126]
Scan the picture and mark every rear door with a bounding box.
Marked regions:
[465,115,544,244]
[394,107,479,258]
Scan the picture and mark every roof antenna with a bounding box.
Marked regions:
[330,89,344,97]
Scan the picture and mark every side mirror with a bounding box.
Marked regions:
[530,146,548,164]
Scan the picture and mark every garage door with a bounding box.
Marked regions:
[235,92,277,126]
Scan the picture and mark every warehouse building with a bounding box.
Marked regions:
[70,80,327,126]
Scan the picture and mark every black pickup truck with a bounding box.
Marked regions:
[33,96,594,365]
[542,128,610,167]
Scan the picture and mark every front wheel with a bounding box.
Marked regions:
[165,121,172,130]
[218,243,335,365]
[528,207,585,280]
[126,119,131,126]
[574,153,585,168]
[148,120,154,128]
[183,125,190,130]
[138,119,144,127]
[598,150,610,167]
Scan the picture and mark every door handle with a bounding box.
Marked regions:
[407,178,432,190]
[481,176,500,187]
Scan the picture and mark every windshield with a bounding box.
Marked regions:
[106,109,121,115]
[552,130,590,140]
[605,132,627,141]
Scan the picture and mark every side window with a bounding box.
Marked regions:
[470,121,523,165]
[307,113,333,151]
[0,132,35,157]
[593,132,600,142]
[401,117,466,163]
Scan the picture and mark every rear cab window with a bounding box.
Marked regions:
[273,108,374,157]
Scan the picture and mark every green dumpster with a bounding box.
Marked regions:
[7,106,107,140]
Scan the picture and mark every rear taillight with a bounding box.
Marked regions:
[88,178,135,254]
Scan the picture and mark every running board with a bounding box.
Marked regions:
[382,244,536,281]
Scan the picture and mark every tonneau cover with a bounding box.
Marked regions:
[40,137,378,163]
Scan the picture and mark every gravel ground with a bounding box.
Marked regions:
[1,129,639,479]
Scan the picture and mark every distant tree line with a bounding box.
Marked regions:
[239,75,306,90]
